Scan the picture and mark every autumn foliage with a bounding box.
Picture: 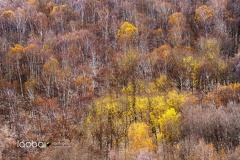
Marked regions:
[0,0,240,159]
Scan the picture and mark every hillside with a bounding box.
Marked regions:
[0,0,240,159]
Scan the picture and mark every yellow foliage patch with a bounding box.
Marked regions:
[195,5,214,22]
[128,122,156,151]
[1,10,14,18]
[8,44,25,59]
[43,58,60,74]
[28,0,36,4]
[159,108,180,142]
[116,22,137,39]
[169,12,186,28]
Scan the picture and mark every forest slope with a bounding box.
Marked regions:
[0,0,240,159]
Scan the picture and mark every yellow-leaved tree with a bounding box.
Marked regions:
[43,57,60,74]
[117,22,137,39]
[8,44,25,59]
[7,44,26,96]
[166,90,186,112]
[158,108,180,143]
[195,5,214,22]
[128,122,156,153]
[1,10,14,19]
[154,74,172,92]
[116,22,137,52]
[198,37,220,59]
[183,56,200,89]
[195,5,214,36]
[87,96,129,152]
[169,12,186,28]
[42,57,60,98]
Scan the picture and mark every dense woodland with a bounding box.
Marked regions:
[0,0,240,159]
